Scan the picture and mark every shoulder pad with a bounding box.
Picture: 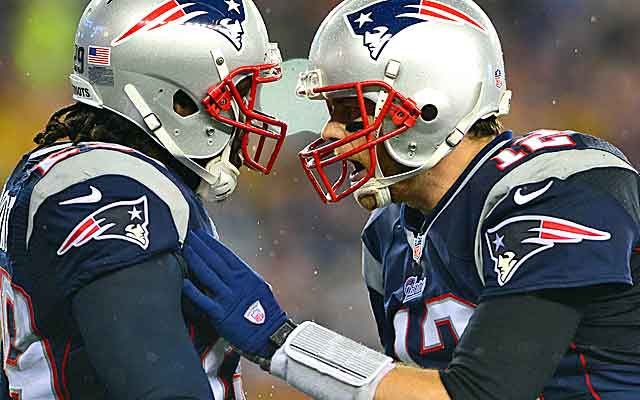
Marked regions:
[474,136,638,285]
[28,146,189,247]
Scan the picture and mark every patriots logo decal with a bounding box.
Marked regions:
[486,216,611,286]
[345,0,486,61]
[111,0,247,51]
[57,196,150,256]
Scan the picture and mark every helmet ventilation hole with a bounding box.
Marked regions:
[421,104,438,122]
[173,90,198,117]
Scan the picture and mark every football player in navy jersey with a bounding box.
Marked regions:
[0,0,289,398]
[179,0,640,399]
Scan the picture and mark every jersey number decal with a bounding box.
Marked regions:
[0,191,16,253]
[393,294,475,364]
[73,46,85,74]
[0,269,65,399]
[493,130,577,170]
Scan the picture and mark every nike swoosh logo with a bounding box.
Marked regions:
[514,181,553,206]
[59,186,103,206]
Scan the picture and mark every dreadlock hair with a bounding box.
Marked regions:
[34,102,200,189]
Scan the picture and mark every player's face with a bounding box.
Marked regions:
[321,98,374,185]
[321,97,408,202]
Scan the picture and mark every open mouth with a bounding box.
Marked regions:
[349,159,368,183]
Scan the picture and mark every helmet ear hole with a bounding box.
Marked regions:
[420,104,438,122]
[173,90,198,117]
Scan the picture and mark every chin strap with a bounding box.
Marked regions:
[196,143,240,201]
[124,83,240,202]
[354,76,486,210]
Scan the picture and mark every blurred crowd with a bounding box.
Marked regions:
[0,1,638,398]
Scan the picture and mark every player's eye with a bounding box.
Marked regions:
[236,76,253,100]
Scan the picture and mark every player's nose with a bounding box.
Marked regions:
[321,121,349,141]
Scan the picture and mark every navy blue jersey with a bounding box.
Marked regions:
[362,130,640,399]
[0,142,243,399]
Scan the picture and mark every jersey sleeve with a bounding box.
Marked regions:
[27,149,190,298]
[479,165,640,298]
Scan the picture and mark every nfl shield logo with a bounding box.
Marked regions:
[413,234,425,263]
[244,300,266,325]
[495,69,503,88]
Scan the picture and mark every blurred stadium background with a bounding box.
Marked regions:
[0,0,638,398]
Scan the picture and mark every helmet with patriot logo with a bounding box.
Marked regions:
[297,0,512,207]
[71,0,287,201]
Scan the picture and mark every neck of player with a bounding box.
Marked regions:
[398,135,495,214]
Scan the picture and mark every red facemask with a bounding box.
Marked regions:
[202,63,288,174]
[298,80,420,203]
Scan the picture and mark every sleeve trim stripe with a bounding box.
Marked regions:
[569,343,603,400]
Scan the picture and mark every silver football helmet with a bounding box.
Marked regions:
[297,0,512,207]
[71,0,287,201]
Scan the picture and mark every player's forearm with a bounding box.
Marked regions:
[375,365,450,400]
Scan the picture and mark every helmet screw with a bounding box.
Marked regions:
[408,142,417,158]
[206,128,216,137]
[216,57,225,66]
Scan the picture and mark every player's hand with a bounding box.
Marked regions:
[181,229,288,360]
